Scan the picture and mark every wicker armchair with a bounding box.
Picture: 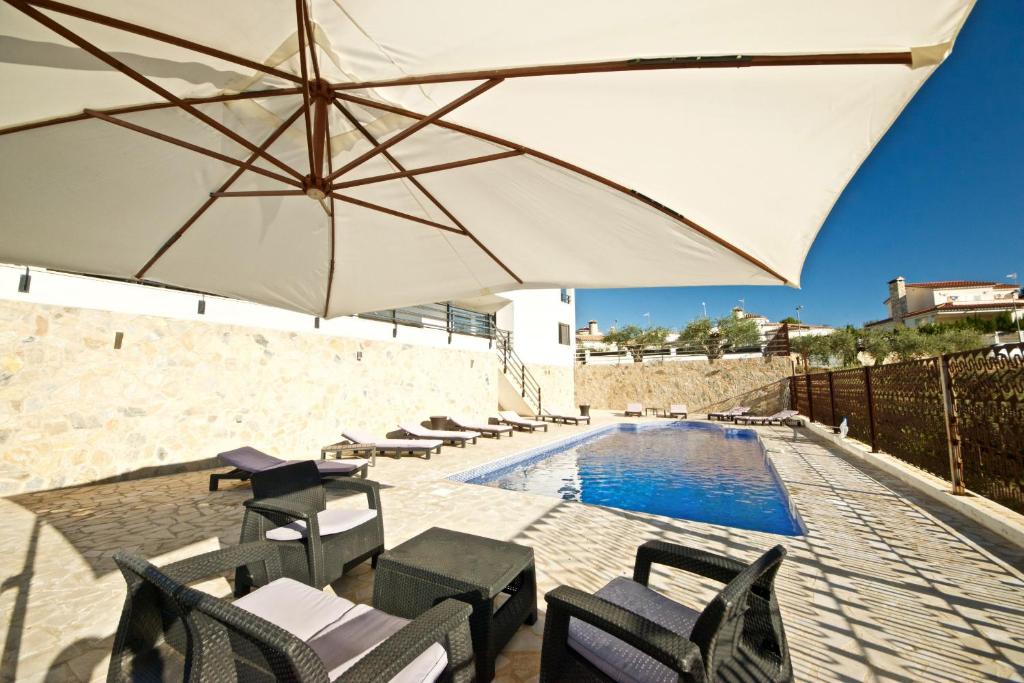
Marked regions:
[540,541,792,683]
[236,461,384,594]
[109,542,476,682]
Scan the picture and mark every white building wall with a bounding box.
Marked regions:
[0,264,492,353]
[494,288,575,367]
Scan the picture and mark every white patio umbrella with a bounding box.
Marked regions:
[0,0,974,316]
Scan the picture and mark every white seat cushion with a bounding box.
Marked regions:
[233,578,356,641]
[266,507,378,541]
[234,579,447,683]
[309,604,447,682]
[568,577,701,683]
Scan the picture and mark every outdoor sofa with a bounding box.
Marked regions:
[624,402,644,417]
[450,415,514,438]
[236,461,384,593]
[734,409,805,427]
[540,540,792,683]
[497,410,548,432]
[211,445,368,491]
[536,411,592,425]
[341,428,443,459]
[108,542,475,682]
[667,403,688,418]
[708,405,751,421]
[399,421,481,447]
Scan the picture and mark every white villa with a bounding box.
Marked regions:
[866,276,1023,329]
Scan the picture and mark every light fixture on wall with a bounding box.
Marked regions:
[356,351,363,361]
[314,316,320,329]
[197,294,206,315]
[113,331,124,349]
[17,267,31,293]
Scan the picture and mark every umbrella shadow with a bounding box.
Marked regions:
[0,36,251,90]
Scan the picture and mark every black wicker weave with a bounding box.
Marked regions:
[235,461,384,594]
[540,541,792,683]
[373,527,537,682]
[108,542,476,682]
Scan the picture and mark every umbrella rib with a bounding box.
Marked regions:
[135,105,305,279]
[332,150,524,189]
[329,192,465,236]
[0,88,302,138]
[331,51,915,90]
[14,0,302,84]
[300,0,321,82]
[84,109,302,188]
[323,113,336,318]
[335,91,789,284]
[295,0,316,177]
[210,190,307,197]
[331,99,523,284]
[8,0,306,182]
[325,78,502,182]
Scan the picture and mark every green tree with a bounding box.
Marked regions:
[790,334,831,368]
[603,324,670,362]
[678,315,760,359]
[858,328,892,366]
[778,316,801,325]
[826,327,861,367]
[717,316,761,349]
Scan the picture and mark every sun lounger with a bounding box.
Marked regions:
[536,411,592,425]
[450,415,514,438]
[707,405,750,421]
[734,409,804,426]
[667,403,688,418]
[497,410,548,432]
[211,446,368,491]
[624,402,643,417]
[399,421,481,447]
[340,428,442,459]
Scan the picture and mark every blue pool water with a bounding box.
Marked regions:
[462,422,804,536]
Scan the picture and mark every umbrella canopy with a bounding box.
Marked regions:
[0,0,974,316]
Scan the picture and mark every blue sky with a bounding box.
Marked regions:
[576,1,1024,331]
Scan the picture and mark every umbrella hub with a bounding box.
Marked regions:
[302,175,329,200]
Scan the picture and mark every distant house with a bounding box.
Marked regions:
[865,276,1022,329]
[575,319,614,351]
[731,306,834,341]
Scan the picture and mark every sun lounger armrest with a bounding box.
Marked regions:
[633,540,746,586]
[159,541,284,587]
[323,477,382,511]
[338,599,474,682]
[544,586,705,681]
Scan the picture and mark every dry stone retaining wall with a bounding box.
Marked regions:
[575,357,794,414]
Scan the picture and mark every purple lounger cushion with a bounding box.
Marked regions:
[218,446,364,474]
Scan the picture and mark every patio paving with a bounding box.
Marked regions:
[1,412,1023,682]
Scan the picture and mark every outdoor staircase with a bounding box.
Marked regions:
[495,330,543,415]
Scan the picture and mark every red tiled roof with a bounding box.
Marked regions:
[906,280,1017,289]
[904,300,1021,317]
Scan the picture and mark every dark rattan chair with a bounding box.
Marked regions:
[236,461,384,594]
[109,542,476,682]
[540,541,792,683]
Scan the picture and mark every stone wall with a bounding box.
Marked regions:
[575,357,794,415]
[526,363,575,413]
[0,300,512,495]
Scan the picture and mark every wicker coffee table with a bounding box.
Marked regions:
[372,527,537,681]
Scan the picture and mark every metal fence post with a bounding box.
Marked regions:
[805,372,814,423]
[828,371,837,427]
[864,366,878,452]
[938,354,966,494]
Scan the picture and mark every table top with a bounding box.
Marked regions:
[380,527,533,595]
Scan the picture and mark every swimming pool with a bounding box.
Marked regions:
[452,422,804,536]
